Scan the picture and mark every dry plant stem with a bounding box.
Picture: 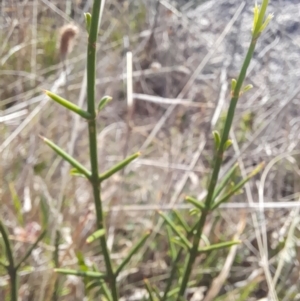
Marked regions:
[177,36,261,300]
[86,1,118,300]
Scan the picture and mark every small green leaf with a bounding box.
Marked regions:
[212,162,265,209]
[212,163,238,202]
[231,79,237,91]
[158,211,192,250]
[252,0,272,37]
[70,168,87,178]
[54,268,106,279]
[144,279,156,301]
[86,229,106,244]
[213,131,221,150]
[171,237,191,250]
[97,96,112,112]
[166,226,177,260]
[189,208,200,216]
[198,240,241,253]
[172,210,190,233]
[185,196,205,211]
[259,13,274,33]
[242,84,253,93]
[16,230,46,270]
[252,3,260,33]
[44,90,91,120]
[84,13,92,34]
[224,139,232,150]
[9,183,23,226]
[99,152,140,181]
[41,136,91,179]
[115,231,151,276]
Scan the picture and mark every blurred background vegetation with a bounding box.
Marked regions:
[1,0,300,300]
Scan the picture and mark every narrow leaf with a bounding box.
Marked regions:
[231,78,237,91]
[97,96,112,112]
[173,210,190,233]
[86,229,105,244]
[54,268,106,279]
[0,219,15,269]
[242,84,253,94]
[16,230,46,270]
[166,226,177,260]
[70,168,87,178]
[84,12,92,34]
[171,237,190,250]
[115,231,151,276]
[224,139,232,150]
[185,196,205,210]
[158,211,191,250]
[41,136,91,179]
[9,183,24,226]
[212,163,238,202]
[44,90,91,119]
[213,131,221,150]
[99,152,140,181]
[166,280,196,299]
[212,162,265,209]
[198,240,241,253]
[144,279,156,301]
[189,208,200,216]
[259,13,274,33]
[87,279,112,301]
[0,259,7,268]
[152,284,163,300]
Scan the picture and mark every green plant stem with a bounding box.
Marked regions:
[0,219,17,301]
[86,1,118,300]
[162,248,183,301]
[9,268,18,301]
[176,36,259,300]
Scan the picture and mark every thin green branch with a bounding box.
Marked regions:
[86,0,118,300]
[176,1,271,295]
